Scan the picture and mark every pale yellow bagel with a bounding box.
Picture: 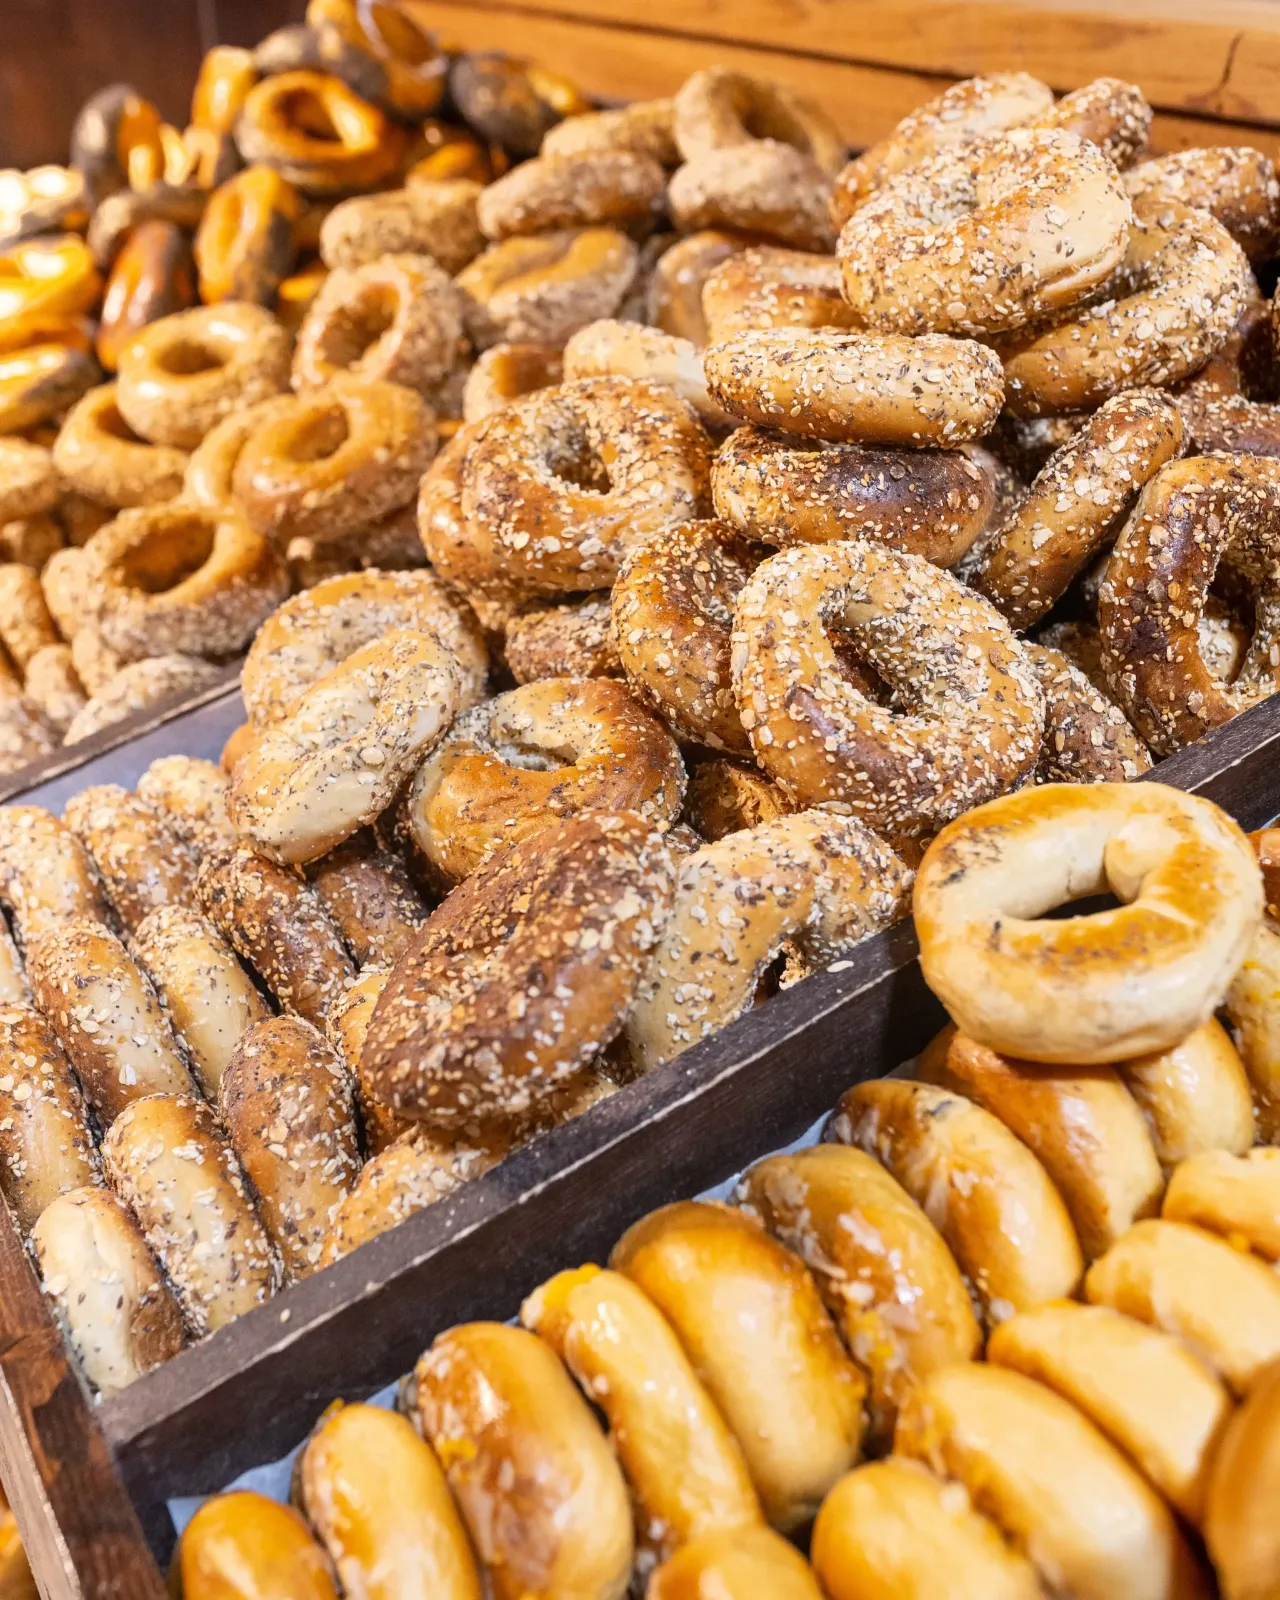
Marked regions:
[1163,1146,1280,1260]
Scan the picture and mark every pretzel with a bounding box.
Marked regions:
[830,1078,1084,1326]
[103,1092,279,1336]
[31,1188,186,1396]
[241,568,485,728]
[0,1003,99,1233]
[1125,145,1280,261]
[406,679,683,886]
[52,383,189,507]
[1000,194,1254,416]
[563,319,737,430]
[136,753,237,853]
[913,781,1263,1063]
[1098,455,1280,754]
[230,629,464,866]
[320,180,484,274]
[669,142,836,253]
[235,71,404,193]
[306,829,427,968]
[231,374,435,546]
[705,329,1005,447]
[293,252,463,394]
[0,805,109,950]
[456,227,637,351]
[132,905,271,1098]
[63,782,195,934]
[478,149,665,241]
[504,594,621,684]
[731,541,1043,837]
[115,302,291,450]
[195,845,357,1027]
[363,813,675,1127]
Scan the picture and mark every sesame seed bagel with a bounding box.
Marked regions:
[52,382,189,508]
[713,425,999,562]
[1125,146,1280,262]
[405,677,685,886]
[625,810,911,1072]
[1024,644,1152,784]
[461,339,561,423]
[1097,454,1280,754]
[668,141,837,253]
[229,628,465,866]
[136,754,237,854]
[730,541,1044,837]
[648,230,751,347]
[456,227,637,351]
[504,594,622,685]
[998,193,1254,417]
[682,758,794,843]
[0,805,109,950]
[837,129,1131,338]
[0,1003,100,1234]
[704,329,1005,447]
[1035,77,1152,170]
[701,246,859,342]
[63,782,196,934]
[242,567,486,727]
[305,830,427,970]
[562,319,737,429]
[85,502,290,659]
[912,780,1264,1063]
[363,811,676,1127]
[319,181,485,275]
[477,149,666,241]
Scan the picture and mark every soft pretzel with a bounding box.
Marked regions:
[31,1187,185,1397]
[705,329,1005,447]
[195,845,357,1028]
[456,227,637,350]
[837,130,1130,337]
[612,1201,866,1531]
[63,782,195,934]
[241,567,485,728]
[51,383,189,508]
[626,811,910,1072]
[0,1003,100,1233]
[228,629,464,866]
[135,753,237,854]
[1163,1146,1280,1261]
[363,813,675,1127]
[913,782,1263,1063]
[0,805,109,949]
[1125,146,1280,261]
[522,1265,763,1565]
[738,1145,979,1444]
[988,1301,1231,1526]
[177,1493,337,1600]
[103,1092,279,1336]
[731,541,1043,837]
[831,1077,1084,1323]
[320,181,484,274]
[412,1322,633,1600]
[895,1362,1201,1600]
[649,1527,825,1600]
[132,905,271,1098]
[219,1016,360,1279]
[298,1403,482,1600]
[306,830,427,968]
[406,679,684,886]
[477,149,665,240]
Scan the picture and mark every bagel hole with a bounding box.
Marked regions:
[1040,890,1124,921]
[831,639,894,705]
[491,736,572,773]
[290,405,349,462]
[320,287,398,370]
[118,514,216,592]
[283,89,342,143]
[547,427,611,495]
[154,337,225,377]
[95,398,148,445]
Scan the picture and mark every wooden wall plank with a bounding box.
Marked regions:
[414,0,1280,125]
[413,1,1280,160]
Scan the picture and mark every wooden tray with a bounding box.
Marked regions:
[3,687,1280,1600]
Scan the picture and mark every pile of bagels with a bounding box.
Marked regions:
[172,779,1280,1600]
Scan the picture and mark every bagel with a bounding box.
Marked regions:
[673,68,844,176]
[70,84,165,203]
[1117,1019,1254,1171]
[0,439,60,522]
[730,541,1043,837]
[298,1403,481,1600]
[0,341,98,435]
[21,645,86,738]
[177,1492,337,1600]
[1224,921,1280,1142]
[241,567,485,728]
[136,753,237,853]
[648,230,751,347]
[63,654,223,745]
[478,149,665,241]
[831,1077,1084,1323]
[229,628,464,865]
[132,904,271,1098]
[461,339,561,423]
[1163,1146,1280,1261]
[1036,77,1152,169]
[0,563,58,668]
[1205,1357,1280,1600]
[362,812,675,1128]
[504,594,621,684]
[712,426,999,563]
[701,246,858,342]
[0,1003,100,1233]
[320,181,484,274]
[681,758,792,842]
[0,805,109,950]
[447,51,590,157]
[1025,644,1153,784]
[63,782,196,934]
[405,679,684,886]
[522,1265,763,1563]
[625,811,911,1073]
[837,129,1130,337]
[305,829,427,968]
[738,1145,980,1443]
[116,302,290,450]
[649,1527,825,1599]
[669,142,836,253]
[52,382,189,507]
[705,329,1005,447]
[307,0,447,120]
[612,1200,866,1531]
[1126,146,1280,262]
[913,781,1263,1063]
[85,502,289,660]
[543,98,678,166]
[182,391,295,509]
[456,227,637,350]
[235,70,405,193]
[563,319,736,430]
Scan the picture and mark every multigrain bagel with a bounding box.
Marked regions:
[477,149,665,240]
[362,813,675,1127]
[972,389,1185,628]
[320,181,484,274]
[0,1003,99,1233]
[625,811,911,1072]
[1025,644,1153,785]
[405,678,684,886]
[612,519,765,753]
[837,129,1131,338]
[63,654,224,746]
[1126,146,1280,261]
[0,439,60,522]
[459,376,712,597]
[85,502,289,659]
[701,247,858,341]
[1099,454,1280,754]
[830,1077,1085,1324]
[668,142,836,253]
[115,302,291,449]
[461,340,561,423]
[1035,77,1152,168]
[63,782,195,934]
[504,594,622,684]
[136,754,237,854]
[229,628,464,865]
[913,782,1263,1063]
[704,329,1005,447]
[52,383,189,507]
[305,830,427,969]
[673,68,845,177]
[682,759,793,842]
[543,98,678,166]
[456,227,637,350]
[712,426,998,562]
[999,193,1254,416]
[23,646,87,737]
[241,567,485,728]
[0,563,58,668]
[730,541,1043,837]
[0,805,109,949]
